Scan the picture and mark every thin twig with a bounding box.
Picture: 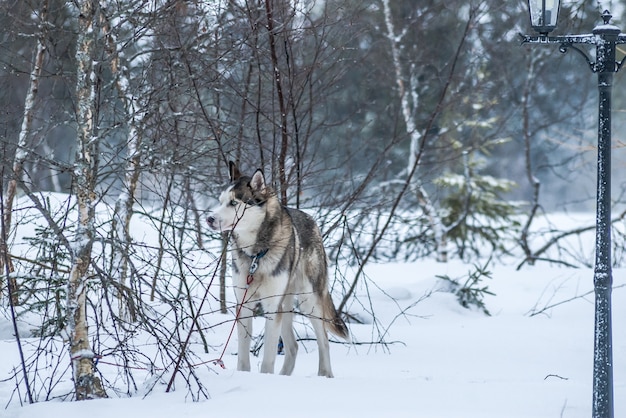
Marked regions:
[529,283,626,317]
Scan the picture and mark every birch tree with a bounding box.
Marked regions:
[380,0,474,262]
[67,0,107,400]
[1,0,48,297]
[100,0,150,320]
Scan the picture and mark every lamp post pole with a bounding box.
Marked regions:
[522,9,626,418]
[592,19,617,418]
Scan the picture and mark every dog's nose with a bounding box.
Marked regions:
[207,215,215,227]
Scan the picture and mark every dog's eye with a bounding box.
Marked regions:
[230,200,238,207]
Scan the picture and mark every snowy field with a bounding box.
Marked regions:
[0,203,625,417]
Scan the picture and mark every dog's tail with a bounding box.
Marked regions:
[323,292,349,340]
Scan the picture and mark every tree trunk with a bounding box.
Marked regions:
[382,0,473,262]
[382,0,447,261]
[382,0,421,175]
[68,0,107,400]
[519,55,541,266]
[102,1,144,321]
[264,0,290,205]
[1,0,48,301]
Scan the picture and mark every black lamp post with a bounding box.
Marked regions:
[521,3,626,418]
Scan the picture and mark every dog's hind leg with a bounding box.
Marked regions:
[311,316,333,378]
[279,294,298,376]
[300,296,334,378]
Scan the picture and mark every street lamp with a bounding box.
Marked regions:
[527,0,560,35]
[521,3,626,418]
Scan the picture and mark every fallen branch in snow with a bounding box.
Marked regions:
[544,374,569,381]
[297,337,406,347]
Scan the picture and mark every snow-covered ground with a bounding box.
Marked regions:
[1,256,624,418]
[0,193,624,417]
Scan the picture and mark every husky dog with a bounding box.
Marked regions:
[207,162,348,378]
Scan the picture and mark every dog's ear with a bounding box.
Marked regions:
[250,169,266,193]
[229,161,242,181]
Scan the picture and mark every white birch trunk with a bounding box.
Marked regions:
[417,185,447,262]
[382,0,447,262]
[1,0,48,289]
[382,0,421,175]
[68,0,107,400]
[101,2,145,320]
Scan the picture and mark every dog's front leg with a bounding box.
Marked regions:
[233,267,253,372]
[236,312,252,372]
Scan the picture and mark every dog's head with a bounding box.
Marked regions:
[207,161,271,233]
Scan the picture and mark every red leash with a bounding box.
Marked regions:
[211,249,267,369]
[212,273,254,369]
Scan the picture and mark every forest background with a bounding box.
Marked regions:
[2,0,626,402]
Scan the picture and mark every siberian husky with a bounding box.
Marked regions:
[207,162,349,377]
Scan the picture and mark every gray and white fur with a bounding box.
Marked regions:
[207,161,348,377]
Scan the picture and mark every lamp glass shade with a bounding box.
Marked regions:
[528,0,560,34]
